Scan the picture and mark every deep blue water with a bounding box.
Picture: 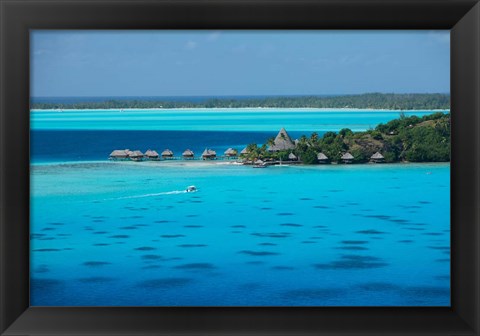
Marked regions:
[31,130,288,163]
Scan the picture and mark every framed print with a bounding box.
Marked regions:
[28,29,453,308]
[1,0,479,335]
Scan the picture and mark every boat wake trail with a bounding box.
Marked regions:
[101,190,187,201]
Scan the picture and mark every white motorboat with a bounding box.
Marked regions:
[186,185,197,192]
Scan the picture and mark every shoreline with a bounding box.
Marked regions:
[30,107,451,113]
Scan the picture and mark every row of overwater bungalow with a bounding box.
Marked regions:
[108,128,386,164]
[109,148,240,161]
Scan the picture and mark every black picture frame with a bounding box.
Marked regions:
[1,0,479,335]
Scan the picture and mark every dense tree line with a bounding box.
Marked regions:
[32,93,450,110]
[242,112,450,164]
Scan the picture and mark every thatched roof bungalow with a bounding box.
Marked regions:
[224,148,238,158]
[268,128,295,152]
[109,149,129,160]
[288,152,297,161]
[182,149,195,159]
[144,149,159,160]
[317,152,329,163]
[161,149,174,159]
[370,152,385,163]
[340,152,354,164]
[240,147,249,156]
[128,150,144,161]
[202,148,217,160]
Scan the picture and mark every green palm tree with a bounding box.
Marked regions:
[267,137,275,147]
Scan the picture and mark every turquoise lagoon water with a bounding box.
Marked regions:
[31,162,450,306]
[31,108,447,131]
[30,108,450,306]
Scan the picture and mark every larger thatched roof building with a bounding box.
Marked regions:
[268,128,295,152]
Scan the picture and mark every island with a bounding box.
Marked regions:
[243,111,450,164]
[109,112,450,164]
[32,93,450,110]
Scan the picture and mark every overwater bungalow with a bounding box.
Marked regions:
[128,150,144,162]
[341,152,354,164]
[144,149,159,160]
[317,152,329,164]
[109,149,129,160]
[202,148,217,160]
[182,149,195,159]
[224,148,238,159]
[370,152,385,163]
[288,152,298,161]
[268,128,296,152]
[240,147,249,156]
[161,149,174,159]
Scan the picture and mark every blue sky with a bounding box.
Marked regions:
[31,30,450,97]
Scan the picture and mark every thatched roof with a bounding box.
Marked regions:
[202,148,216,156]
[371,152,384,159]
[144,149,159,157]
[161,149,174,156]
[110,149,129,157]
[240,147,249,154]
[254,159,264,164]
[341,152,354,160]
[268,128,295,151]
[129,150,144,157]
[317,152,328,160]
[224,148,238,155]
[182,149,194,156]
[288,152,297,160]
